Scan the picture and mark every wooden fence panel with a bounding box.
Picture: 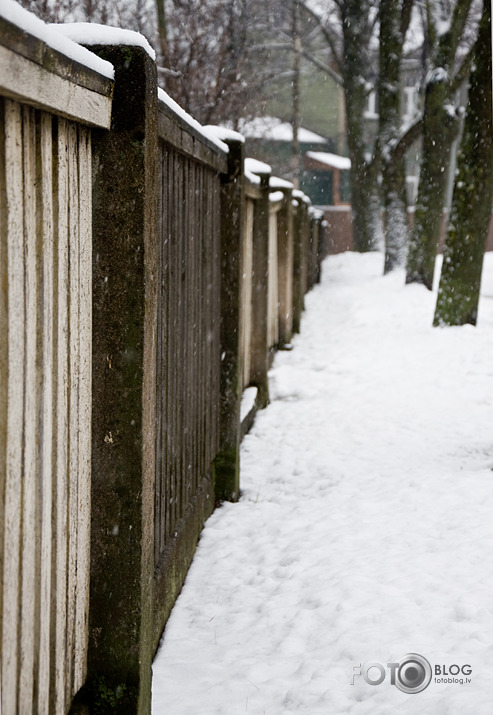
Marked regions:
[153,110,223,643]
[154,142,223,542]
[0,101,93,714]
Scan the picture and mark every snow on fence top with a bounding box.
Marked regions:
[203,125,245,145]
[293,189,311,204]
[0,0,114,79]
[245,157,272,176]
[54,22,156,61]
[269,190,284,204]
[157,89,228,154]
[245,170,261,186]
[270,176,295,191]
[309,206,325,220]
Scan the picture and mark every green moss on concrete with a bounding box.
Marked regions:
[214,450,240,503]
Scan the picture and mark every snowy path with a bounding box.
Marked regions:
[152,252,493,714]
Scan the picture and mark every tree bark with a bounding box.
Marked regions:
[405,72,461,288]
[433,0,492,326]
[291,0,301,188]
[405,0,475,289]
[155,0,168,66]
[340,0,379,252]
[379,0,411,273]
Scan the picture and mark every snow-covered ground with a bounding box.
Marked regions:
[152,251,493,714]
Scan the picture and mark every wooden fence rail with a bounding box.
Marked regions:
[0,9,327,713]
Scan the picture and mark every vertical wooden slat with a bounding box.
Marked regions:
[38,110,54,715]
[198,164,205,473]
[177,153,184,522]
[201,165,207,473]
[241,199,254,388]
[183,157,190,508]
[165,150,172,542]
[192,162,198,491]
[163,146,169,548]
[206,166,211,466]
[73,125,91,694]
[209,171,216,461]
[55,117,69,715]
[209,170,217,464]
[202,165,209,467]
[170,151,178,535]
[2,97,24,715]
[168,150,174,538]
[179,153,184,512]
[199,162,203,486]
[19,104,39,714]
[155,144,163,562]
[161,145,169,550]
[189,159,195,497]
[0,99,7,699]
[213,168,219,450]
[205,169,211,465]
[65,120,80,702]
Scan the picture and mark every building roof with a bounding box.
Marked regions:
[238,116,328,144]
[305,151,351,170]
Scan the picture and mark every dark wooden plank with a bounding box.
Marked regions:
[157,101,228,174]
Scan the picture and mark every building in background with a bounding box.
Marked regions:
[236,116,331,181]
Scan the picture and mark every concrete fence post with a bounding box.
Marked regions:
[300,199,310,297]
[86,45,158,714]
[276,188,294,346]
[316,215,327,283]
[215,137,245,502]
[250,167,271,408]
[292,198,304,334]
[308,212,319,290]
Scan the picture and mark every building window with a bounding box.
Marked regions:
[301,170,333,205]
[403,86,418,120]
[364,89,378,119]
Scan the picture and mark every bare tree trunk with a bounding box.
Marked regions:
[379,0,412,272]
[155,0,168,65]
[340,0,379,252]
[405,0,474,289]
[433,0,492,325]
[405,73,461,288]
[383,158,409,272]
[290,0,301,189]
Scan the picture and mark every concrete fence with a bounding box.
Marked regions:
[0,9,326,713]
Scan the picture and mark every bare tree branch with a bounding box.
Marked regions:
[297,0,343,72]
[301,49,343,85]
